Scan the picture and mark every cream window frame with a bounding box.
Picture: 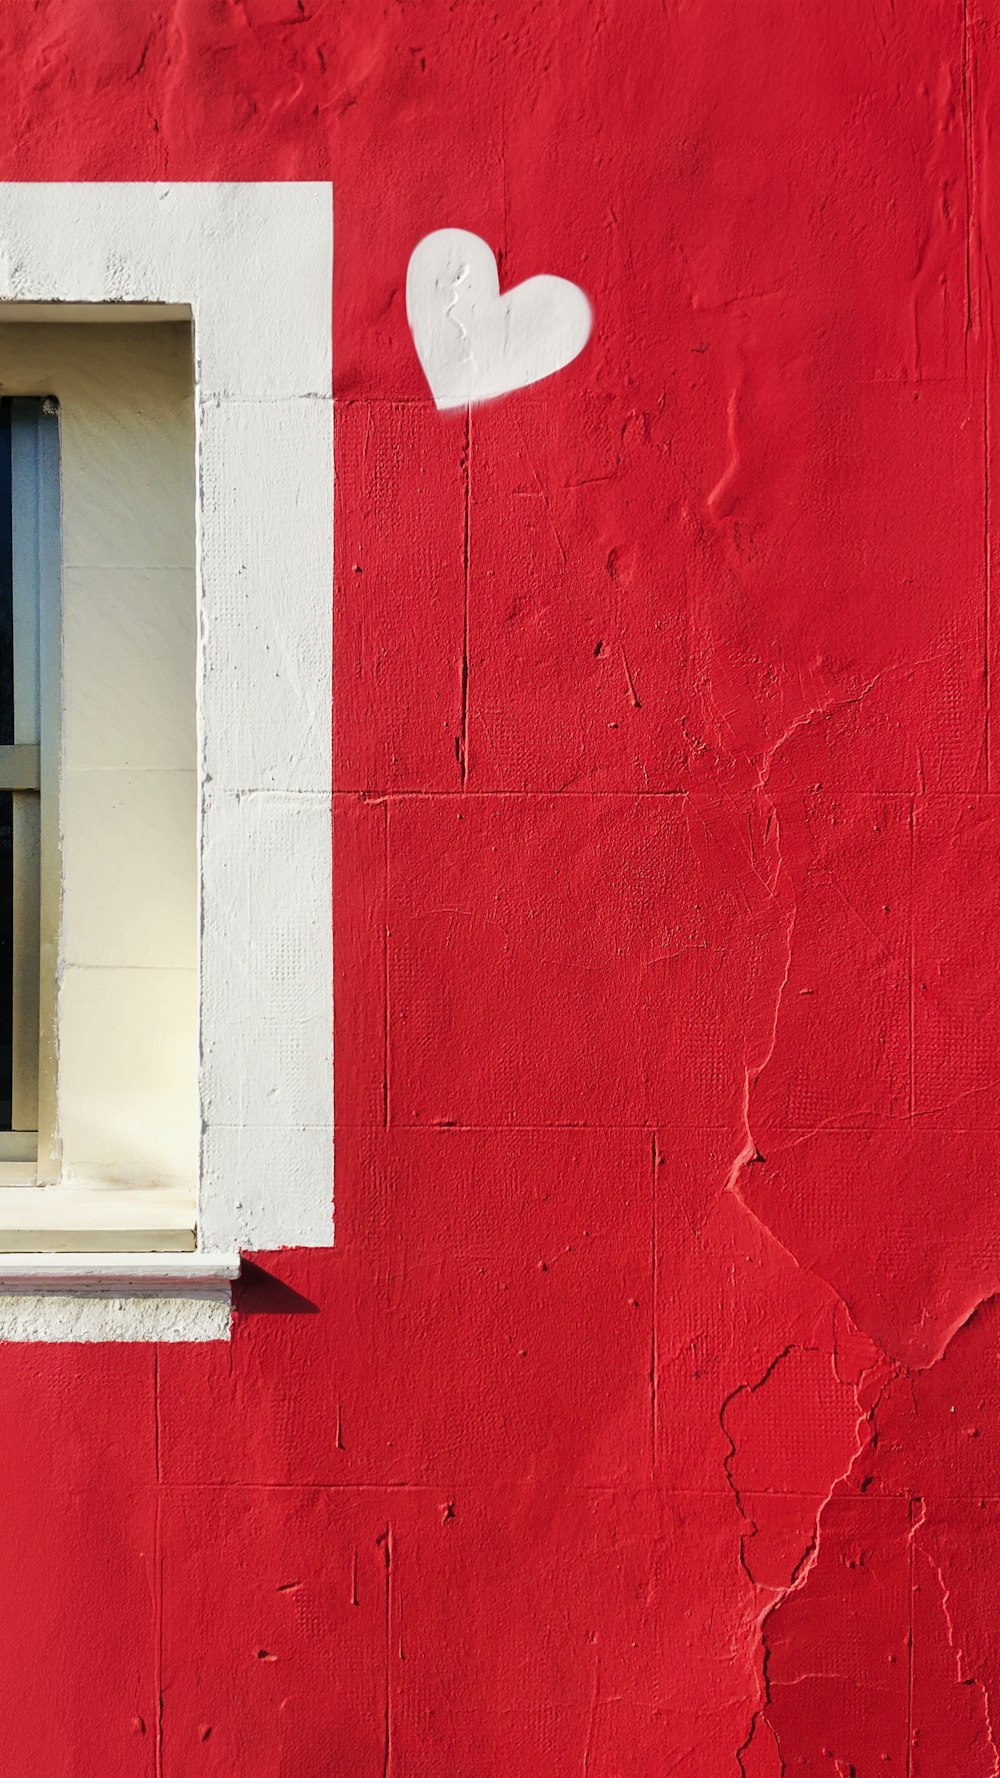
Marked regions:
[0,184,334,1341]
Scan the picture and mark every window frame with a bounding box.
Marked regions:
[0,183,334,1338]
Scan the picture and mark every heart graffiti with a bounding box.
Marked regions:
[406,228,592,410]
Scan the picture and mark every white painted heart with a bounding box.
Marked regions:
[406,229,592,410]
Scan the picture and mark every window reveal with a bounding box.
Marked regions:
[0,323,199,1245]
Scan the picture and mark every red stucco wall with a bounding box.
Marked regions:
[1,2,997,1771]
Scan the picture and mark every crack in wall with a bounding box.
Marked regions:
[443,259,476,371]
[922,1532,1000,1777]
[701,583,1000,1761]
[721,1283,1000,1772]
[720,1343,798,1587]
[724,1336,887,1775]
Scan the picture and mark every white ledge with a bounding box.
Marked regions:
[0,1252,240,1294]
[0,1183,197,1252]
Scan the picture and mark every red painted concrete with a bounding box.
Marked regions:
[0,1,996,1771]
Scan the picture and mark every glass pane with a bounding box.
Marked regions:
[0,406,10,1126]
[0,402,11,747]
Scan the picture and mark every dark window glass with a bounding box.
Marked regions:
[0,402,11,747]
[0,406,12,1125]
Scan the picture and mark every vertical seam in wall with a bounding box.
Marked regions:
[460,404,472,787]
[905,1495,916,1778]
[154,1346,164,1778]
[965,0,990,787]
[500,85,510,269]
[963,0,975,343]
[984,262,992,794]
[650,1133,658,1483]
[153,1344,161,1481]
[981,0,992,798]
[155,1496,164,1778]
[908,799,915,1119]
[382,1523,393,1778]
[383,799,391,1129]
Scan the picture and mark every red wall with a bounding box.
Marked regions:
[1,2,997,1772]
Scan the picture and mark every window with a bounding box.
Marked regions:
[0,183,333,1338]
[0,322,200,1256]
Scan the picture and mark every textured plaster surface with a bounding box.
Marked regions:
[0,1,995,1773]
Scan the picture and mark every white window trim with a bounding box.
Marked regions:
[0,183,334,1339]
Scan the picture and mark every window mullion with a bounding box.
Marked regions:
[0,746,40,791]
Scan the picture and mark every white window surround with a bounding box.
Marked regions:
[0,183,334,1340]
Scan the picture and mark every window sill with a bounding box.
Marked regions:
[0,1182,198,1254]
[0,1241,239,1340]
[0,1250,240,1293]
